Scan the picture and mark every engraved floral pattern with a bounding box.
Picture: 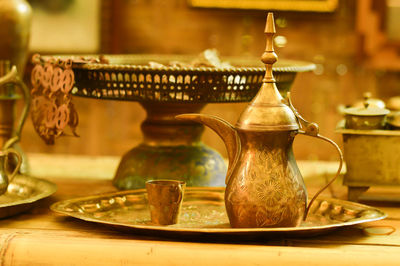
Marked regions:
[225,132,307,228]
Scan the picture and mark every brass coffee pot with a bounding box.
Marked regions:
[177,13,343,228]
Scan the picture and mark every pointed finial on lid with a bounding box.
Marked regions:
[261,12,278,83]
[265,12,276,35]
[235,12,299,131]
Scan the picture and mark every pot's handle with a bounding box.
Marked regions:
[0,65,31,150]
[3,148,22,183]
[287,93,344,220]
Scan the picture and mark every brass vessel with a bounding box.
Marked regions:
[31,53,314,190]
[146,180,186,225]
[0,61,30,149]
[0,0,31,74]
[0,174,57,219]
[0,0,32,171]
[177,13,343,228]
[338,128,400,201]
[344,103,390,130]
[0,61,30,173]
[338,94,400,201]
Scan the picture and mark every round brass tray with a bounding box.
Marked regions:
[0,174,57,219]
[51,187,386,239]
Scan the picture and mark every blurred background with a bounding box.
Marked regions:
[18,0,400,161]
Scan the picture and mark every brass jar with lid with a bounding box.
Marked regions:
[344,102,390,130]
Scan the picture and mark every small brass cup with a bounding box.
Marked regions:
[146,180,186,225]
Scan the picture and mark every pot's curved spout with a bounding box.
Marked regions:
[176,114,240,184]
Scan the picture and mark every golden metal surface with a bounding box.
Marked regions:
[344,114,388,130]
[0,61,30,150]
[0,0,31,74]
[67,54,315,103]
[176,13,343,228]
[31,54,315,190]
[351,92,386,109]
[338,92,400,200]
[146,180,185,225]
[337,128,400,201]
[50,187,386,238]
[344,104,390,130]
[0,174,56,219]
[0,61,30,174]
[0,148,21,195]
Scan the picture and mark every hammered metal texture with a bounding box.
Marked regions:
[50,187,386,238]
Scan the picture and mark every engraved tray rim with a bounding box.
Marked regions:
[50,187,386,236]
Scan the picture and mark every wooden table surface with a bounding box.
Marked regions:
[1,154,400,265]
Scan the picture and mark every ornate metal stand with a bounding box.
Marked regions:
[32,54,315,189]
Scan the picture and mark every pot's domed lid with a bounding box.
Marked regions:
[236,13,298,131]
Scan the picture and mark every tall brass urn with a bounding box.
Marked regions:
[0,0,31,74]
